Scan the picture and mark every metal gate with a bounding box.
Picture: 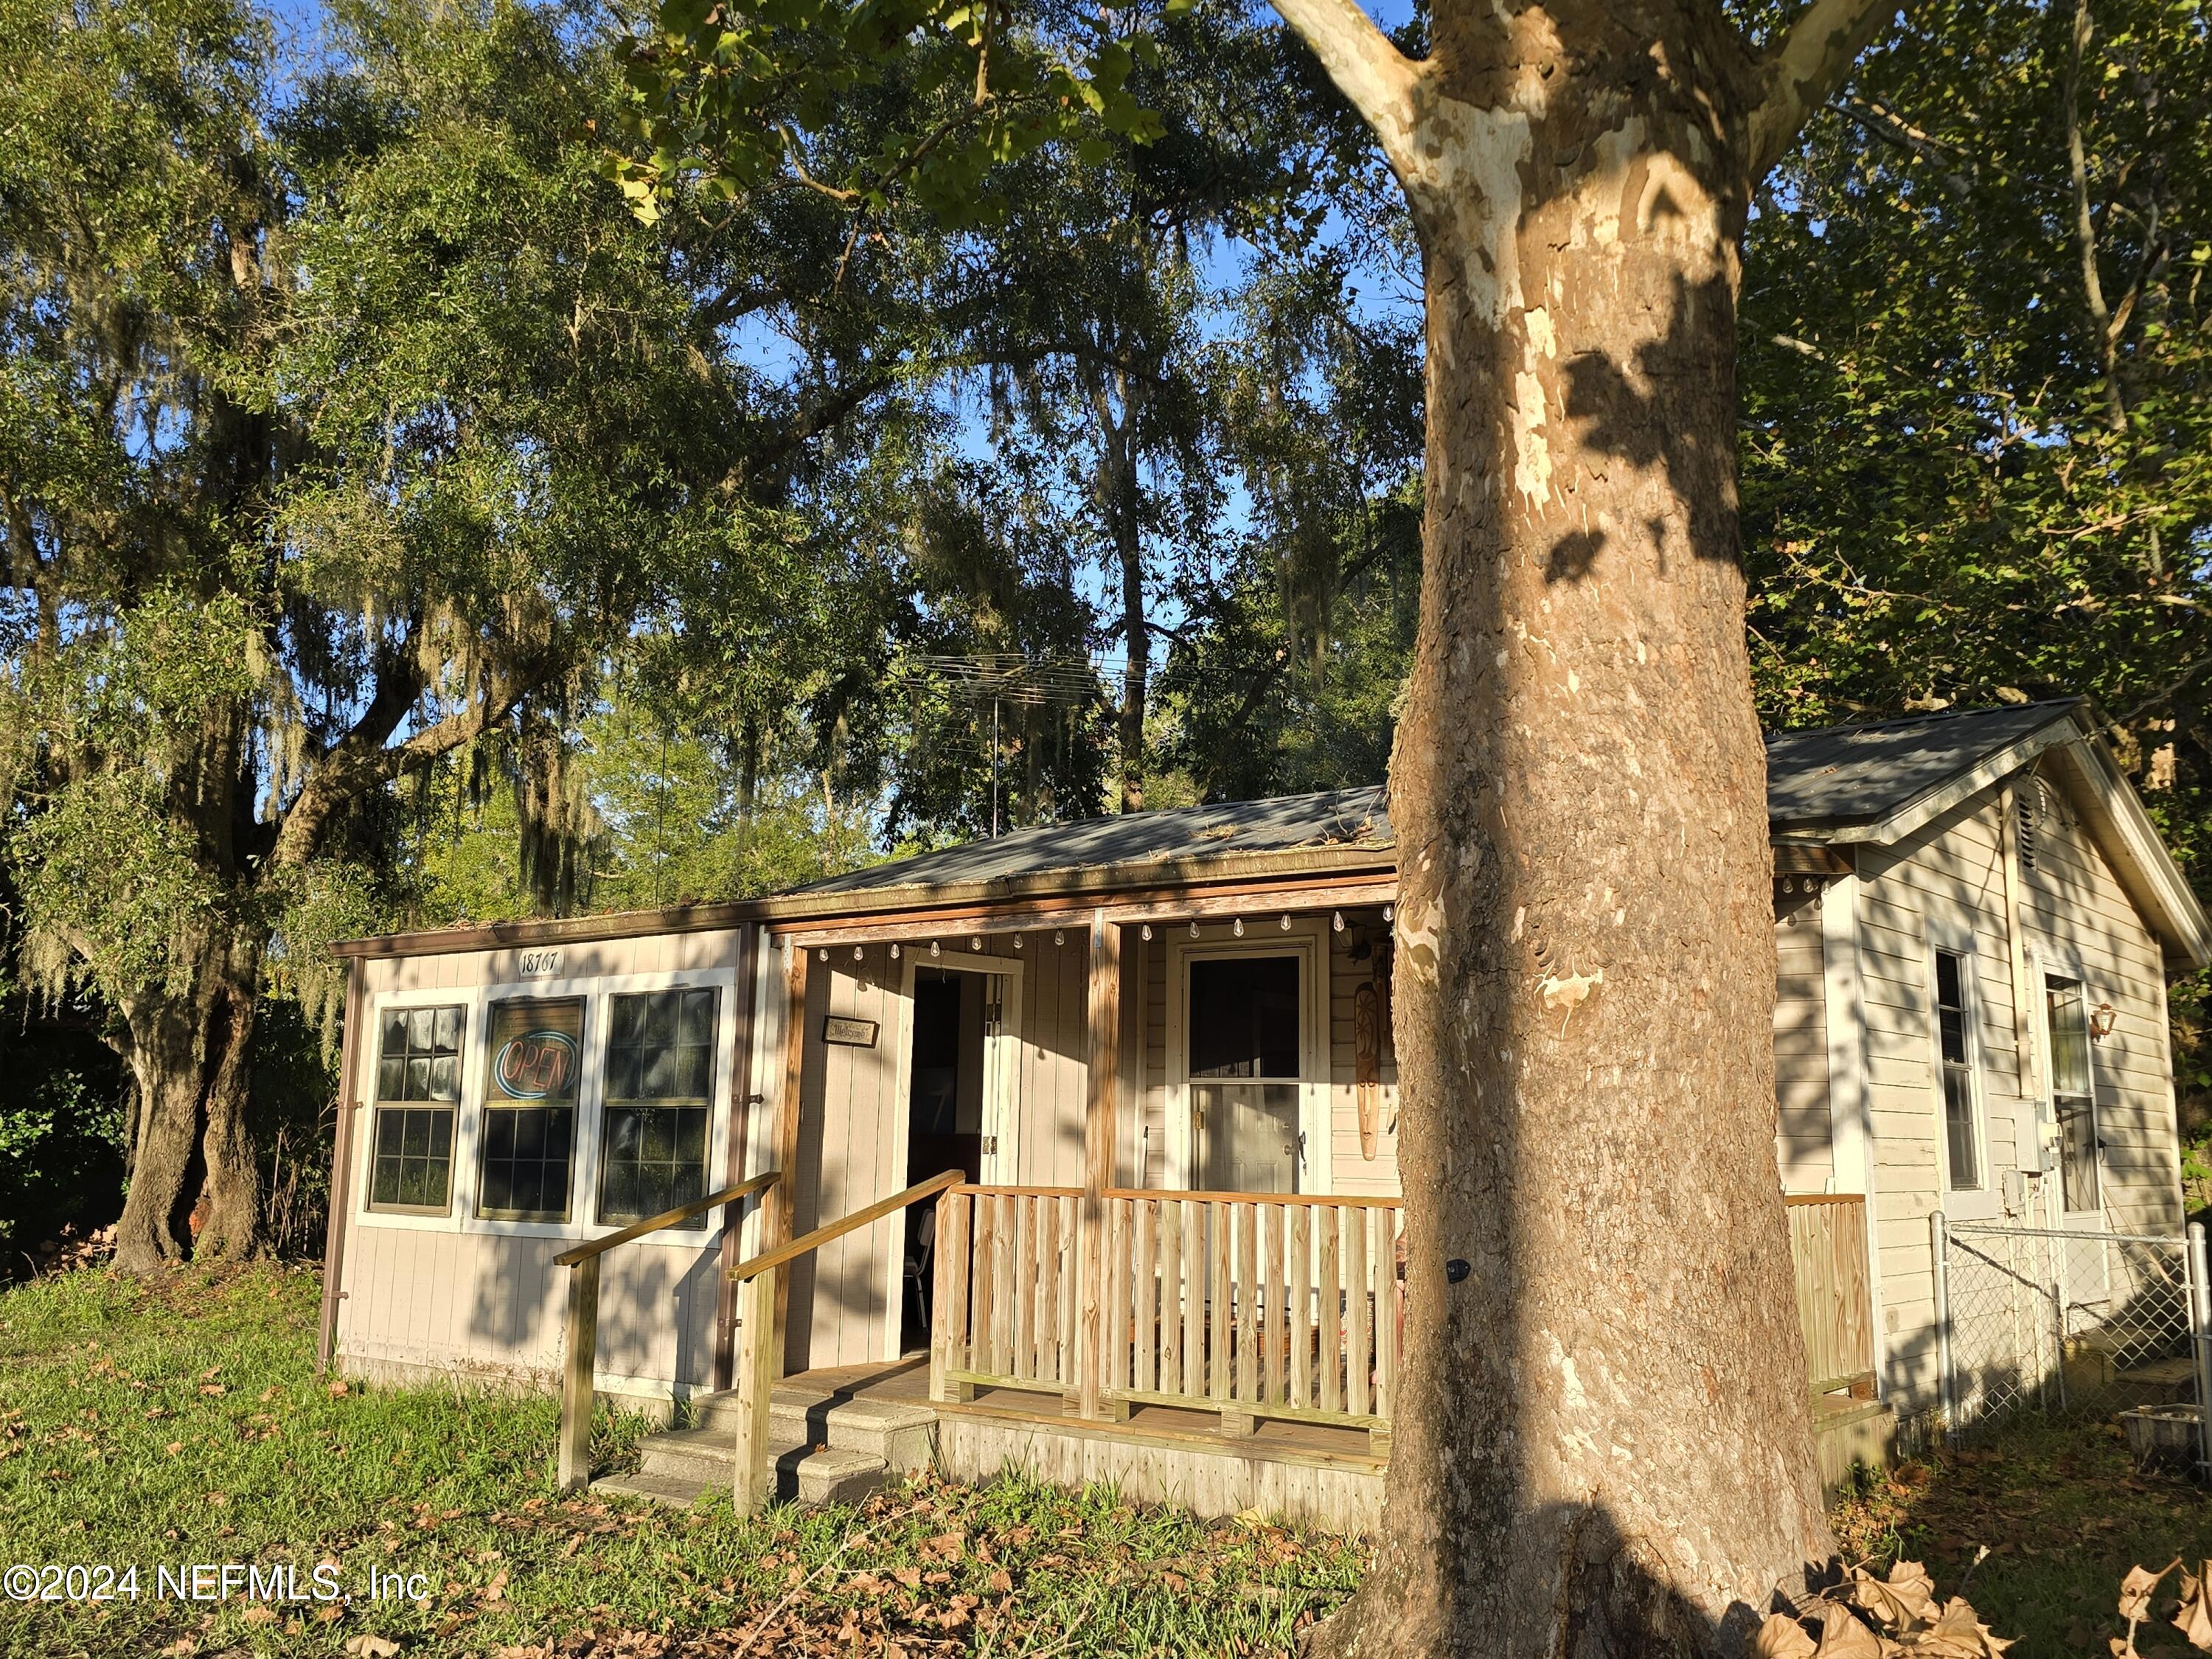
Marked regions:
[1935,1214,2212,1468]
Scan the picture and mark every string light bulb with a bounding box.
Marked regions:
[890,943,901,960]
[930,939,941,958]
[1383,902,1394,923]
[1279,915,1291,931]
[1189,920,1200,938]
[853,945,864,961]
[1054,930,1065,947]
[970,936,983,951]
[1332,911,1344,933]
[1012,935,1023,951]
[1141,924,1152,941]
[1232,918,1244,938]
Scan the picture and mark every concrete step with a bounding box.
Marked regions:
[685,1385,937,1475]
[592,1470,717,1508]
[638,1423,807,1486]
[598,1444,888,1509]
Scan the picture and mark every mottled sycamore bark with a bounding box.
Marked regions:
[1259,0,1902,1648]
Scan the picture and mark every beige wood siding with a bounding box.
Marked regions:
[336,929,747,1401]
[2021,773,2184,1237]
[1326,920,1401,1197]
[1854,794,2029,1412]
[1774,886,1832,1192]
[786,947,902,1371]
[1016,933,1091,1188]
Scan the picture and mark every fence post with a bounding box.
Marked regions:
[1931,1211,1953,1434]
[2188,1222,2211,1479]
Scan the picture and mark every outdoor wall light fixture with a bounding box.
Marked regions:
[2091,1002,2119,1040]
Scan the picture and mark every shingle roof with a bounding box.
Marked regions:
[795,701,2089,897]
[1763,699,2084,832]
[793,787,1391,897]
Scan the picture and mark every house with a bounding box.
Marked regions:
[318,698,2209,1527]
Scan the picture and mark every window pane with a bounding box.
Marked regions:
[1189,958,1301,1079]
[407,1009,435,1052]
[1935,950,1962,1012]
[2048,978,2092,1099]
[487,998,583,1105]
[369,1107,453,1211]
[1944,1068,1980,1189]
[681,990,714,1046]
[433,1006,462,1054]
[428,1054,459,1103]
[375,1057,406,1107]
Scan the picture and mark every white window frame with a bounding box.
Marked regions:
[351,964,742,1251]
[1164,922,1332,1196]
[1923,920,1996,1220]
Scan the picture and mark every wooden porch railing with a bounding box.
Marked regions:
[725,1169,965,1514]
[931,1185,1404,1452]
[551,1168,782,1492]
[1785,1194,1877,1397]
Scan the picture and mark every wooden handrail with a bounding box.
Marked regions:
[723,1169,966,1517]
[729,1169,964,1284]
[554,1169,782,1493]
[554,1169,782,1267]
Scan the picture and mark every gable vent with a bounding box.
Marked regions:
[2015,783,2039,873]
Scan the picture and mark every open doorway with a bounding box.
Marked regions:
[901,967,987,1351]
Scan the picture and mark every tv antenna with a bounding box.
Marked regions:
[891,653,1111,835]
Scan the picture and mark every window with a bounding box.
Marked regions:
[1934,950,1982,1191]
[369,1005,463,1211]
[477,998,584,1222]
[1188,956,1303,1193]
[597,988,717,1227]
[2048,975,2100,1213]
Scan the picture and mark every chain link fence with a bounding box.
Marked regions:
[1937,1216,2212,1469]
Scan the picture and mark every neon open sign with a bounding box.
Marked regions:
[495,1030,577,1100]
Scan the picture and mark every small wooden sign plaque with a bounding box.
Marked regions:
[822,1015,878,1048]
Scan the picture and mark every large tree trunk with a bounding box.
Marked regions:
[1286,4,1857,1651]
[112,925,265,1271]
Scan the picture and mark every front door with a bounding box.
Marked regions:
[2045,973,2110,1304]
[1187,954,1304,1194]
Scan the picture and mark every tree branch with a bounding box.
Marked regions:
[1747,0,1908,177]
[265,655,532,874]
[1829,94,1975,198]
[1263,0,1425,183]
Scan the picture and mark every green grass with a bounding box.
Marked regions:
[1832,1416,2212,1655]
[0,1266,1363,1657]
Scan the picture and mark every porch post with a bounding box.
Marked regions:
[768,939,810,1374]
[1076,908,1123,1421]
